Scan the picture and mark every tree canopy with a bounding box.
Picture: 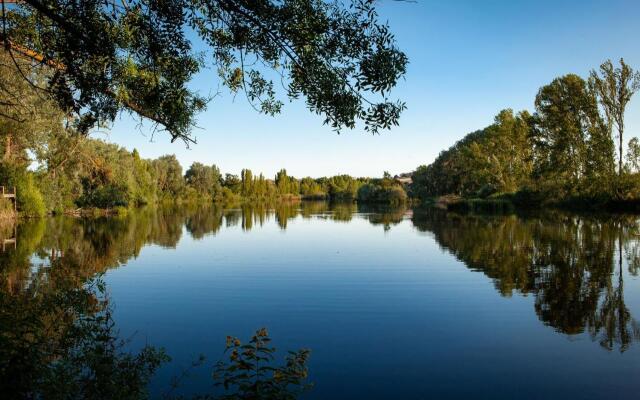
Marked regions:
[410,61,639,206]
[1,0,407,142]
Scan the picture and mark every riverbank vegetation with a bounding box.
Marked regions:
[410,59,640,211]
[3,42,639,216]
[0,51,407,217]
[0,131,409,216]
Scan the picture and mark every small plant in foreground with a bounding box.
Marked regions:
[213,328,312,400]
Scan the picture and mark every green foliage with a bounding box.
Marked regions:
[213,328,312,400]
[15,175,45,217]
[1,44,407,211]
[411,109,533,199]
[411,62,640,208]
[275,169,299,196]
[184,162,223,199]
[153,155,184,198]
[300,177,327,199]
[326,175,363,200]
[78,183,130,209]
[223,174,242,194]
[0,276,170,399]
[5,0,406,141]
[0,163,45,217]
[530,74,614,199]
[36,172,79,214]
[626,138,640,173]
[590,58,640,175]
[357,178,407,205]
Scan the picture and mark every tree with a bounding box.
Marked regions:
[223,173,242,193]
[152,155,183,196]
[531,74,612,198]
[300,177,326,199]
[409,110,533,199]
[2,0,407,141]
[626,138,640,173]
[275,168,293,195]
[185,162,222,197]
[590,59,640,175]
[0,51,65,164]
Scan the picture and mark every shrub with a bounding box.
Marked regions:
[77,184,130,209]
[0,164,46,217]
[358,183,407,205]
[16,177,46,217]
[36,172,79,214]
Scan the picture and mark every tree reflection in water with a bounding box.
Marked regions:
[412,207,640,352]
[0,203,339,399]
[1,202,640,398]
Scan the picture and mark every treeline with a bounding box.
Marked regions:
[0,52,407,216]
[411,59,640,208]
[0,135,408,216]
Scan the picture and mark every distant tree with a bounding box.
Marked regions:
[185,162,222,197]
[357,180,406,205]
[300,177,326,199]
[153,155,183,196]
[409,165,432,200]
[223,173,242,194]
[327,175,362,200]
[241,169,253,196]
[590,59,640,175]
[626,138,640,173]
[275,168,292,195]
[3,0,407,141]
[409,109,533,199]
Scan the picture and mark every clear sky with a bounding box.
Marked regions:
[105,0,640,178]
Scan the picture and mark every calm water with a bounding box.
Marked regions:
[2,202,640,399]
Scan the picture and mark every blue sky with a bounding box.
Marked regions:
[105,0,640,178]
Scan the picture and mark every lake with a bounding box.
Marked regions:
[2,202,640,399]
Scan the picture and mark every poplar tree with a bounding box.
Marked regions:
[590,59,640,175]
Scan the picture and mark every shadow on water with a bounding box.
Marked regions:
[1,202,640,397]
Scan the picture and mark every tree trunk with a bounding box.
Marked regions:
[619,129,623,175]
[3,135,11,161]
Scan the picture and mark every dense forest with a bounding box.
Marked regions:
[410,59,640,209]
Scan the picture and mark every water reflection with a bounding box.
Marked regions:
[0,202,409,397]
[412,208,640,352]
[1,203,640,397]
[2,204,640,353]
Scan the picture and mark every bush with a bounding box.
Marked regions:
[36,172,79,214]
[446,198,514,214]
[0,164,46,217]
[612,173,640,201]
[16,177,46,217]
[77,184,130,209]
[512,187,546,208]
[357,183,407,205]
[213,187,242,205]
[476,184,497,199]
